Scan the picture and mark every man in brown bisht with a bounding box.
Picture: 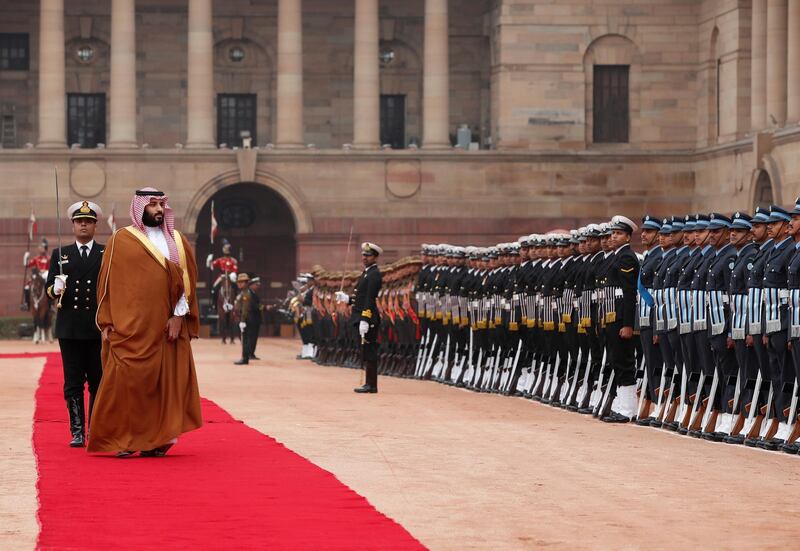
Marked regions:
[89,188,202,457]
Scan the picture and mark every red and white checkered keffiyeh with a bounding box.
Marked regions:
[129,187,180,265]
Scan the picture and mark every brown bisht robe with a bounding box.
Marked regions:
[88,226,202,453]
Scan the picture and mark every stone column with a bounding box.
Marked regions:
[352,0,379,148]
[186,0,215,148]
[752,0,767,130]
[276,0,304,147]
[423,0,450,148]
[787,1,800,122]
[38,0,66,148]
[109,0,137,147]
[766,0,788,127]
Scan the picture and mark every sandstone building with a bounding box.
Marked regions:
[0,0,797,314]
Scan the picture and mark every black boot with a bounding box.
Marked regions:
[66,396,85,447]
[354,360,378,393]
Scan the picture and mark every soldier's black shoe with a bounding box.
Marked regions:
[249,355,260,360]
[566,405,579,412]
[724,434,745,444]
[744,437,762,447]
[233,359,249,365]
[688,429,703,438]
[577,407,594,415]
[758,438,784,451]
[779,441,800,454]
[649,419,663,428]
[677,427,689,435]
[66,396,85,448]
[353,384,377,394]
[601,412,631,423]
[702,431,726,442]
[635,416,655,426]
[663,421,679,431]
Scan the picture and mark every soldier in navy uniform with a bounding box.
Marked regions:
[45,200,105,447]
[602,215,641,423]
[337,242,383,393]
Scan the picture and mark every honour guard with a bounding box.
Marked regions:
[233,272,256,365]
[601,215,641,422]
[337,242,383,393]
[45,200,105,447]
[207,239,239,300]
[635,215,663,424]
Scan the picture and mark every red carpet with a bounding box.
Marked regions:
[16,353,425,550]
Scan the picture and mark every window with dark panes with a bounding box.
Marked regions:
[593,65,629,143]
[67,93,106,148]
[380,94,406,149]
[217,94,257,147]
[0,33,29,70]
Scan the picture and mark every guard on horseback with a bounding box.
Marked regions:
[207,239,239,344]
[45,200,105,448]
[23,238,51,311]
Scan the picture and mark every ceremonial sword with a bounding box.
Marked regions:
[55,167,66,310]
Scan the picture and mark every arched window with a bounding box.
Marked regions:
[583,34,641,147]
[754,170,773,209]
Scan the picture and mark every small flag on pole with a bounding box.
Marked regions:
[210,200,218,244]
[107,203,117,232]
[28,206,37,240]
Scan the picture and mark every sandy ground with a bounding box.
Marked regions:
[4,337,800,550]
[0,342,54,551]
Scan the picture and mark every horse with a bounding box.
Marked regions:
[216,273,237,344]
[29,268,53,344]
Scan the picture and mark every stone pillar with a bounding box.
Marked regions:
[766,0,788,127]
[787,1,800,122]
[752,0,767,130]
[276,0,304,147]
[423,0,450,148]
[186,0,215,148]
[109,0,137,147]
[38,0,66,148]
[352,0,379,149]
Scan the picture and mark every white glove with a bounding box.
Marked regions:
[23,251,30,267]
[335,291,350,304]
[206,253,213,268]
[229,272,237,283]
[239,322,246,332]
[53,275,67,296]
[359,320,369,338]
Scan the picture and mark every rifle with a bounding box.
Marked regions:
[414,329,429,377]
[683,372,707,432]
[504,338,523,394]
[635,356,650,421]
[590,351,608,412]
[700,367,721,434]
[567,349,590,407]
[736,370,764,439]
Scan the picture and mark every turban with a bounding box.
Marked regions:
[130,187,180,265]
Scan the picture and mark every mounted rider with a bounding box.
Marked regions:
[207,238,239,301]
